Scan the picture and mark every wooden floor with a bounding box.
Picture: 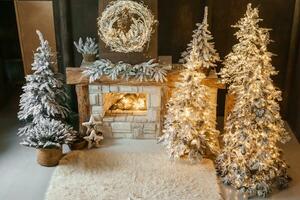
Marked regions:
[0,106,299,200]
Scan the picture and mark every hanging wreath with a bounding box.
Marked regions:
[97,0,157,53]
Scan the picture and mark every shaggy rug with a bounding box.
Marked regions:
[45,150,221,200]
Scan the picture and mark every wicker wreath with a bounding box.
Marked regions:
[97,0,156,53]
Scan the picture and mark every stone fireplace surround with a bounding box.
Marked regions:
[89,85,162,139]
[65,67,225,140]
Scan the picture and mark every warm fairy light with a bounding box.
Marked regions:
[180,7,219,70]
[121,97,130,105]
[183,107,191,118]
[160,6,220,163]
[216,3,290,198]
[108,93,147,113]
[97,0,157,53]
[133,98,146,110]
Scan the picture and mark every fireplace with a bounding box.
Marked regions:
[89,85,162,139]
[103,93,147,116]
[66,68,222,140]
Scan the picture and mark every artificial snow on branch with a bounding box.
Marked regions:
[216,4,290,198]
[180,7,220,70]
[97,0,157,53]
[74,37,98,55]
[159,7,220,163]
[160,70,220,163]
[18,30,77,148]
[18,30,69,125]
[82,59,171,83]
[21,118,76,149]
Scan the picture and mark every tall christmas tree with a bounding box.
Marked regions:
[18,30,76,148]
[216,4,290,197]
[160,7,220,163]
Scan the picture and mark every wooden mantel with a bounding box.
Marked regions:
[66,65,226,134]
[65,66,226,89]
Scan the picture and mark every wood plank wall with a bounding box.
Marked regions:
[286,0,300,141]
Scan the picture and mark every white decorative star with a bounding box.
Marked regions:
[84,129,104,149]
[82,115,102,135]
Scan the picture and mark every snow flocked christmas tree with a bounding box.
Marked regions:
[160,7,220,163]
[216,4,290,198]
[18,30,76,149]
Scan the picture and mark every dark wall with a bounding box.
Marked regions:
[211,0,295,90]
[69,0,98,66]
[0,1,22,108]
[0,2,21,60]
[68,0,208,66]
[209,0,295,116]
[158,0,206,62]
[287,1,300,141]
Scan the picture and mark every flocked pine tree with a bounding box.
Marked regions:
[18,30,76,148]
[180,7,219,71]
[216,4,290,198]
[160,7,220,163]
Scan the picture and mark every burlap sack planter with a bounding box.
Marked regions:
[69,140,87,150]
[83,54,96,63]
[37,148,63,167]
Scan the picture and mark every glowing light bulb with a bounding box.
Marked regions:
[133,98,146,110]
[183,107,191,117]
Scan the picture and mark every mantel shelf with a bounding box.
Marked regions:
[66,65,226,89]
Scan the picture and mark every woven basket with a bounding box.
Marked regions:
[83,54,96,63]
[69,140,87,150]
[36,148,63,167]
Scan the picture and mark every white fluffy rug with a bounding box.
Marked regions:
[45,150,221,200]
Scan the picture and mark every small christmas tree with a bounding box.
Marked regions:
[18,30,76,148]
[216,4,290,197]
[160,7,220,163]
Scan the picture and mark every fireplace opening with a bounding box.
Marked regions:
[103,93,147,116]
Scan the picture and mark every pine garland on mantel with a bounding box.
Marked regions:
[82,59,171,83]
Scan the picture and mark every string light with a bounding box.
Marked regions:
[97,0,157,53]
[160,7,220,163]
[216,4,290,198]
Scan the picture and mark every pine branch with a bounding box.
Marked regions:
[17,30,77,148]
[82,59,171,83]
[180,6,220,70]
